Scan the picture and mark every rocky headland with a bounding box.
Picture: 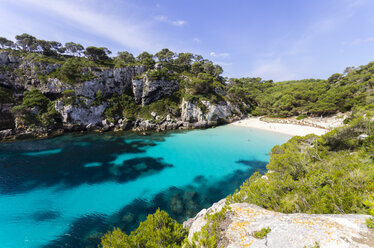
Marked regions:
[184,199,374,248]
[0,50,242,141]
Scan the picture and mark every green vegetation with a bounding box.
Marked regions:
[227,112,374,217]
[139,91,182,121]
[100,209,187,248]
[104,94,140,122]
[253,227,271,239]
[12,89,59,128]
[48,57,97,84]
[184,207,228,248]
[228,63,373,117]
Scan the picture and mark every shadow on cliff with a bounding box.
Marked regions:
[0,132,173,194]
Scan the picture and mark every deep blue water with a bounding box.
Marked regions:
[0,125,291,248]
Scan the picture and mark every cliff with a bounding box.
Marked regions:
[0,51,242,141]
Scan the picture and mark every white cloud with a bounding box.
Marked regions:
[3,0,162,52]
[171,20,186,27]
[155,15,186,27]
[210,52,230,58]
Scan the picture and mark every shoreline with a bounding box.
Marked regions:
[231,117,328,136]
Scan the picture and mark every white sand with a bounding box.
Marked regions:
[231,117,328,136]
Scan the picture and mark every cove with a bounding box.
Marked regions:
[0,125,291,248]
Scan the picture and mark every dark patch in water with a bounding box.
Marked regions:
[31,210,60,222]
[46,167,261,248]
[236,159,268,173]
[193,175,208,184]
[0,134,172,194]
[43,213,108,248]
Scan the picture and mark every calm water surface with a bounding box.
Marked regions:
[0,125,291,248]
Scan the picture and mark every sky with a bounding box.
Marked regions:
[1,0,374,81]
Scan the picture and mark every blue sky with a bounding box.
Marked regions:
[1,0,374,81]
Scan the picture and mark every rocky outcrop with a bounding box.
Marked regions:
[0,51,244,140]
[132,76,178,106]
[55,100,107,127]
[75,67,146,99]
[184,199,374,248]
[181,98,239,125]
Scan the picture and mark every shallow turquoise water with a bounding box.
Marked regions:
[0,125,291,247]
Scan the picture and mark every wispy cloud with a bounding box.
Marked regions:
[155,15,186,27]
[2,0,162,52]
[193,38,201,43]
[210,52,230,58]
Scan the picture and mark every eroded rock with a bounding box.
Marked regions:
[184,199,374,248]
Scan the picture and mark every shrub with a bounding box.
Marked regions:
[296,114,308,120]
[100,209,187,248]
[12,89,59,128]
[253,227,271,239]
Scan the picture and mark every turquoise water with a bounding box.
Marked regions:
[0,125,291,248]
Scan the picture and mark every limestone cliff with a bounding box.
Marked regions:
[0,51,243,140]
[184,199,374,248]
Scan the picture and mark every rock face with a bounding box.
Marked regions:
[55,100,107,126]
[184,199,374,248]
[181,98,238,124]
[75,67,146,99]
[132,76,179,106]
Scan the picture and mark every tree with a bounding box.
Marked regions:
[15,33,37,51]
[191,62,203,76]
[155,48,175,63]
[174,52,193,72]
[84,46,111,61]
[49,41,65,54]
[21,89,50,111]
[100,209,187,248]
[65,42,84,56]
[115,51,136,65]
[36,40,65,56]
[328,73,343,83]
[136,51,155,68]
[0,37,14,49]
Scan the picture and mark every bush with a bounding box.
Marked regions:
[12,89,59,128]
[296,114,308,120]
[253,227,271,239]
[50,57,96,84]
[104,94,139,122]
[100,209,187,248]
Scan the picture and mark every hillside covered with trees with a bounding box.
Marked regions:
[1,33,374,141]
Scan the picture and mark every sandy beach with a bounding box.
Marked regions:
[231,117,329,136]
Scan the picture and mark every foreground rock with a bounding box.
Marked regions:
[184,199,374,248]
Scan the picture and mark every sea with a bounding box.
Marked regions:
[0,125,291,247]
